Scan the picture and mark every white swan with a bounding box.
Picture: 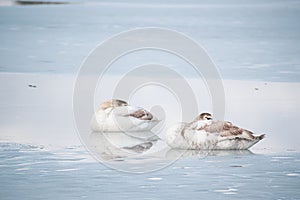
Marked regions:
[90,99,160,132]
[166,113,265,150]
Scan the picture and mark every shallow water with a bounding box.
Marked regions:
[0,142,299,200]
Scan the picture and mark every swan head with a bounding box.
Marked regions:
[194,112,213,121]
[100,99,128,110]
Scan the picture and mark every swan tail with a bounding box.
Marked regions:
[257,134,265,140]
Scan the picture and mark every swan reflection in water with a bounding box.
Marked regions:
[165,149,253,160]
[86,131,254,162]
[87,131,161,161]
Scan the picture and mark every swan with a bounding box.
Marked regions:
[166,113,265,150]
[90,99,160,132]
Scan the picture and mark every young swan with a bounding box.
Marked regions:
[180,113,212,137]
[100,99,128,110]
[90,99,159,132]
[166,112,265,150]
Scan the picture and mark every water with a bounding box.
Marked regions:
[1,1,300,199]
[0,0,300,81]
[0,143,299,200]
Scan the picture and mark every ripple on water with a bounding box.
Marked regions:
[213,188,238,195]
[15,167,30,171]
[272,156,294,160]
[147,177,162,181]
[55,168,81,172]
[286,173,299,177]
[139,185,156,189]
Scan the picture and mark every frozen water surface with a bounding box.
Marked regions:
[0,0,299,81]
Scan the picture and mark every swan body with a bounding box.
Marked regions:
[90,99,159,132]
[166,113,265,150]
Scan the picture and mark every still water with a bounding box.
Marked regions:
[0,0,300,81]
[0,143,299,200]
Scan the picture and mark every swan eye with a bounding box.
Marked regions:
[206,117,212,120]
